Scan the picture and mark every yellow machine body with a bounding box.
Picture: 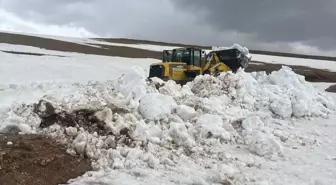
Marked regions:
[148,47,250,84]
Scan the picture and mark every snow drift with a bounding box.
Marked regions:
[0,65,335,185]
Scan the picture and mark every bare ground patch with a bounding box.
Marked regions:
[0,32,161,59]
[0,134,91,185]
[1,50,66,57]
[326,84,336,93]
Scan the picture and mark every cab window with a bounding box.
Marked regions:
[193,49,201,67]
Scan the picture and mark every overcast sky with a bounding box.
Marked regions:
[0,0,335,56]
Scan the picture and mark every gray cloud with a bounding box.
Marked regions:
[1,0,170,37]
[169,0,336,50]
[1,0,336,55]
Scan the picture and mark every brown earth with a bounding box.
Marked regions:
[0,50,66,57]
[0,32,161,59]
[0,134,91,185]
[246,61,336,83]
[96,37,336,61]
[326,84,336,92]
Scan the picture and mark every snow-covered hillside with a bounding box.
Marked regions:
[0,32,336,185]
[3,30,336,71]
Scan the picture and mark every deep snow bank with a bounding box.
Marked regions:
[0,66,335,185]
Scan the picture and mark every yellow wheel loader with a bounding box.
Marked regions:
[148,47,251,84]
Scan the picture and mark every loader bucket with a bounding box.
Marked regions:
[213,48,252,72]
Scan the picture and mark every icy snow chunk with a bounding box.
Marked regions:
[242,116,283,158]
[242,94,256,106]
[268,66,306,88]
[241,116,269,134]
[107,149,122,161]
[245,130,283,159]
[149,76,165,84]
[66,148,77,156]
[190,70,244,98]
[17,123,33,134]
[191,74,223,97]
[94,107,113,124]
[112,158,124,169]
[168,122,195,148]
[138,93,177,120]
[126,148,143,160]
[114,66,156,100]
[159,80,194,98]
[146,126,163,144]
[146,153,160,168]
[270,97,292,118]
[161,157,175,166]
[73,132,88,155]
[176,105,197,121]
[65,127,78,136]
[292,99,309,117]
[196,114,231,140]
[159,80,182,97]
[215,162,240,178]
[202,95,231,113]
[131,120,152,142]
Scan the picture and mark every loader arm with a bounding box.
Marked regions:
[202,52,231,75]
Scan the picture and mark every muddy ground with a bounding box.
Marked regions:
[0,134,91,185]
[1,31,336,185]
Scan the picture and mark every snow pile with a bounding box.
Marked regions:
[185,66,335,119]
[114,66,157,101]
[0,65,335,184]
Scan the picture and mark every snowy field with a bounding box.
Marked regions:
[0,43,157,108]
[3,30,336,72]
[1,32,336,185]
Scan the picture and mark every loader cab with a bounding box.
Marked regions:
[170,47,202,68]
[162,50,172,62]
[169,47,203,80]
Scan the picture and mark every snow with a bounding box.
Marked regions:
[0,43,75,56]
[0,50,157,108]
[212,43,252,59]
[251,53,336,72]
[1,30,178,52]
[86,41,180,52]
[1,61,335,184]
[139,93,177,120]
[4,30,336,72]
[312,82,335,90]
[0,51,156,86]
[1,36,336,184]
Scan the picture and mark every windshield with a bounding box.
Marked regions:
[171,49,191,65]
